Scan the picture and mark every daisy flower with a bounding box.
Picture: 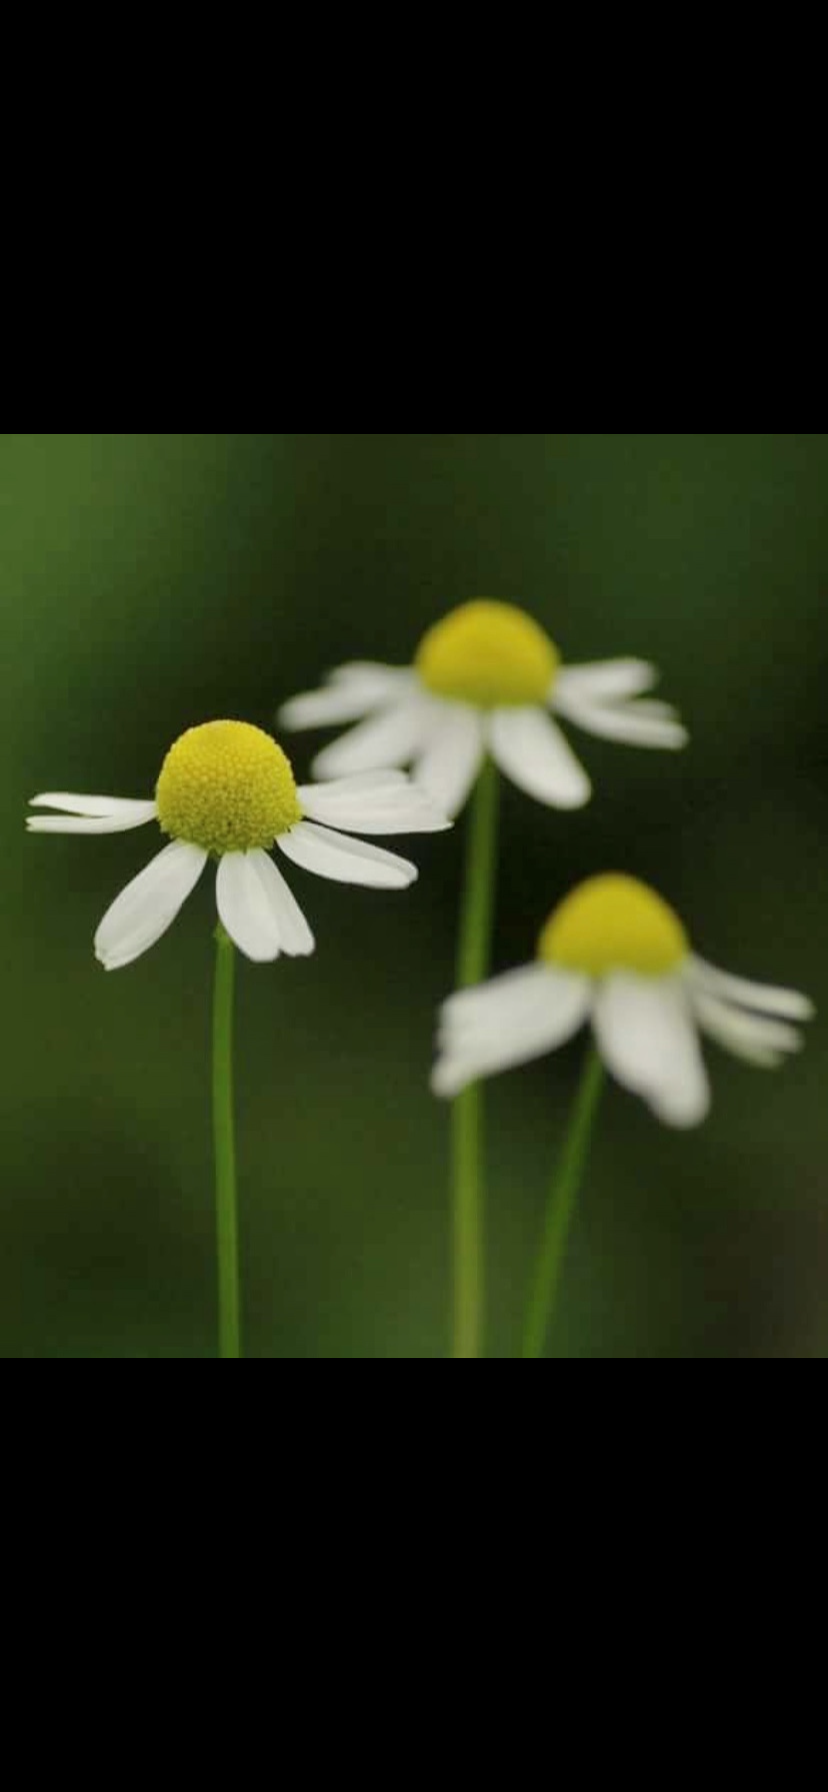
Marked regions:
[28,720,450,969]
[279,599,688,817]
[433,874,814,1126]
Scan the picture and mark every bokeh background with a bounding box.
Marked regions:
[2,432,826,1358]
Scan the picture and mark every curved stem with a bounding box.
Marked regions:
[213,927,242,1360]
[522,1049,604,1361]
[452,758,501,1361]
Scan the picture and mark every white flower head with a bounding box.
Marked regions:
[279,600,688,818]
[433,875,814,1127]
[28,720,450,970]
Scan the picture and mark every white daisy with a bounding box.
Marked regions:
[279,599,688,817]
[28,720,450,970]
[433,875,813,1126]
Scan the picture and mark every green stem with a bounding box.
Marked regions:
[452,758,501,1361]
[213,927,242,1360]
[522,1049,604,1361]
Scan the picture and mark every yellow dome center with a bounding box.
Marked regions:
[156,722,302,855]
[539,875,689,978]
[416,601,560,707]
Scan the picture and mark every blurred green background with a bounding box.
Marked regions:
[2,432,825,1358]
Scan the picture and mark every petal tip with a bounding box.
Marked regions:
[431,1063,462,1099]
[554,784,592,812]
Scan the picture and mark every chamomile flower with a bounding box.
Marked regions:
[433,875,813,1126]
[28,721,450,969]
[279,600,688,817]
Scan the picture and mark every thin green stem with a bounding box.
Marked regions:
[452,758,501,1361]
[213,927,242,1360]
[522,1049,605,1361]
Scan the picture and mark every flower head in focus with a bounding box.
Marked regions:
[28,721,450,969]
[433,875,813,1126]
[279,600,687,817]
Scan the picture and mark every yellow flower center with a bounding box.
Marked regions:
[156,722,302,855]
[416,600,560,707]
[539,875,689,978]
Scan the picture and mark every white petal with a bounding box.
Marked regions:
[277,821,417,889]
[94,841,207,971]
[620,699,680,722]
[328,662,413,691]
[215,852,315,963]
[278,689,382,730]
[594,973,710,1128]
[488,708,591,809]
[28,797,158,835]
[433,964,591,1097]
[310,695,431,780]
[412,705,486,818]
[299,770,410,797]
[440,963,590,1042]
[30,794,157,819]
[553,689,687,750]
[554,659,659,705]
[689,956,815,1022]
[217,853,283,962]
[250,852,315,956]
[298,774,450,835]
[691,988,802,1069]
[278,666,411,731]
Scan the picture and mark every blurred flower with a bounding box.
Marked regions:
[279,600,687,817]
[433,875,813,1125]
[28,721,449,970]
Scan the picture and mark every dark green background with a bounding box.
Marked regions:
[2,433,825,1358]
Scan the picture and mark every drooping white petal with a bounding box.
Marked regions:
[277,821,417,889]
[688,957,815,1022]
[554,659,659,705]
[552,689,688,750]
[94,841,208,971]
[488,708,591,809]
[412,705,486,818]
[594,973,710,1128]
[278,666,412,731]
[691,988,803,1069]
[298,773,451,835]
[433,964,591,1097]
[250,852,315,956]
[217,853,283,962]
[310,695,431,781]
[28,796,158,835]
